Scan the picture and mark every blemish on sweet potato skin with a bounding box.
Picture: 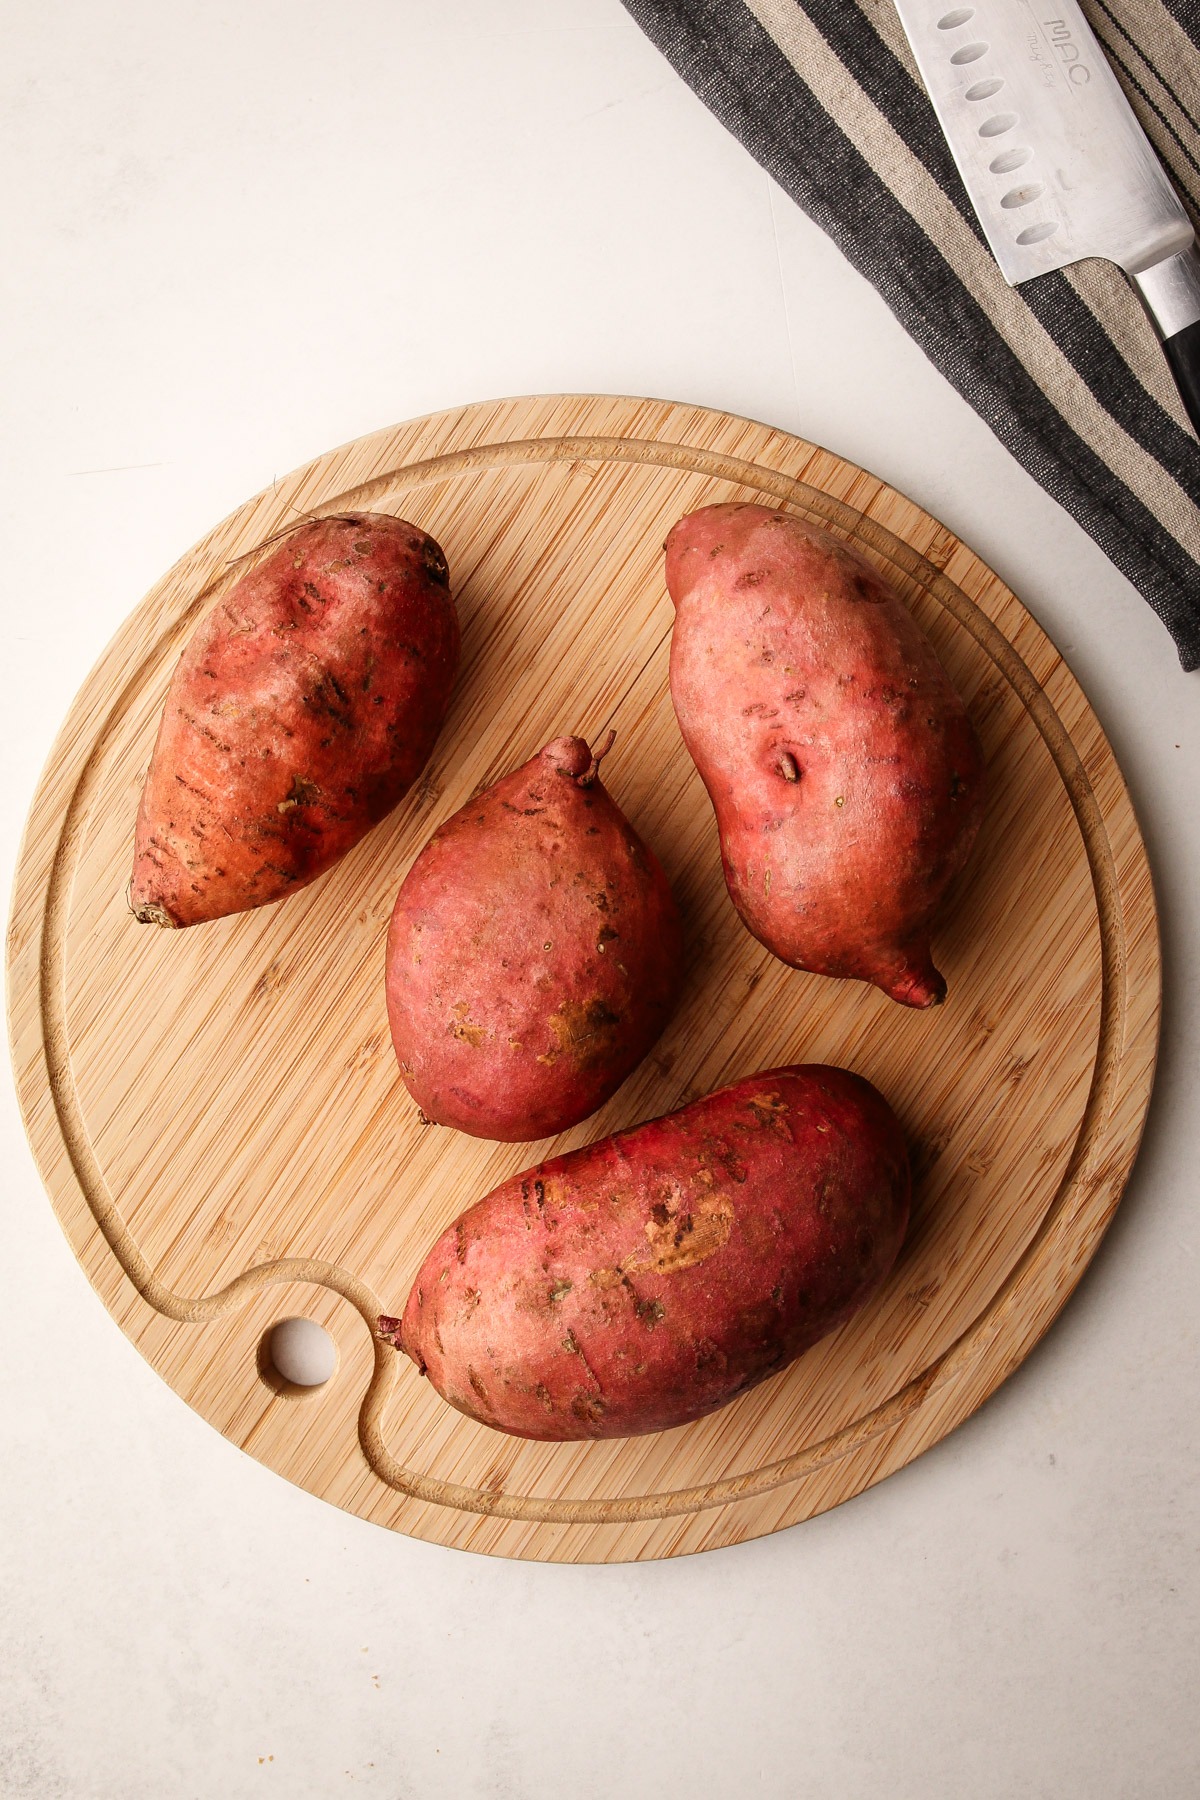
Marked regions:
[130,513,459,927]
[392,1064,909,1440]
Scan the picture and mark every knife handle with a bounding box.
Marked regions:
[1132,245,1200,437]
[1162,323,1200,439]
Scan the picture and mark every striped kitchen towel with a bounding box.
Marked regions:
[621,0,1200,669]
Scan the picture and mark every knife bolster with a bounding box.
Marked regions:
[1132,245,1200,341]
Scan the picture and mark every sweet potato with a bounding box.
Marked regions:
[386,733,683,1141]
[666,503,985,1007]
[381,1065,909,1440]
[130,512,459,927]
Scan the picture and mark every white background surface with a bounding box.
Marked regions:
[3,3,1198,1796]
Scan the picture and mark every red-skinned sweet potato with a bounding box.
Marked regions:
[130,512,459,927]
[380,1065,909,1440]
[386,733,684,1141]
[666,503,985,1007]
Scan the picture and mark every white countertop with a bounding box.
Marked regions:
[3,3,1198,1795]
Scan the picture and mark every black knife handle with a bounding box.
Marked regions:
[1162,320,1200,438]
[1133,245,1200,438]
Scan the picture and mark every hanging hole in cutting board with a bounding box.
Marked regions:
[259,1317,338,1396]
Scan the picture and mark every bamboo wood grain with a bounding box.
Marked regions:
[6,395,1159,1562]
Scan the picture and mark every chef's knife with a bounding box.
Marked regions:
[892,0,1200,433]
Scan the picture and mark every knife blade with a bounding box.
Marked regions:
[893,0,1200,433]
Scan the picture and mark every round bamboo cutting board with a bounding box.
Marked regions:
[7,395,1159,1563]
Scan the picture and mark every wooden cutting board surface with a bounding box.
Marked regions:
[6,394,1159,1562]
